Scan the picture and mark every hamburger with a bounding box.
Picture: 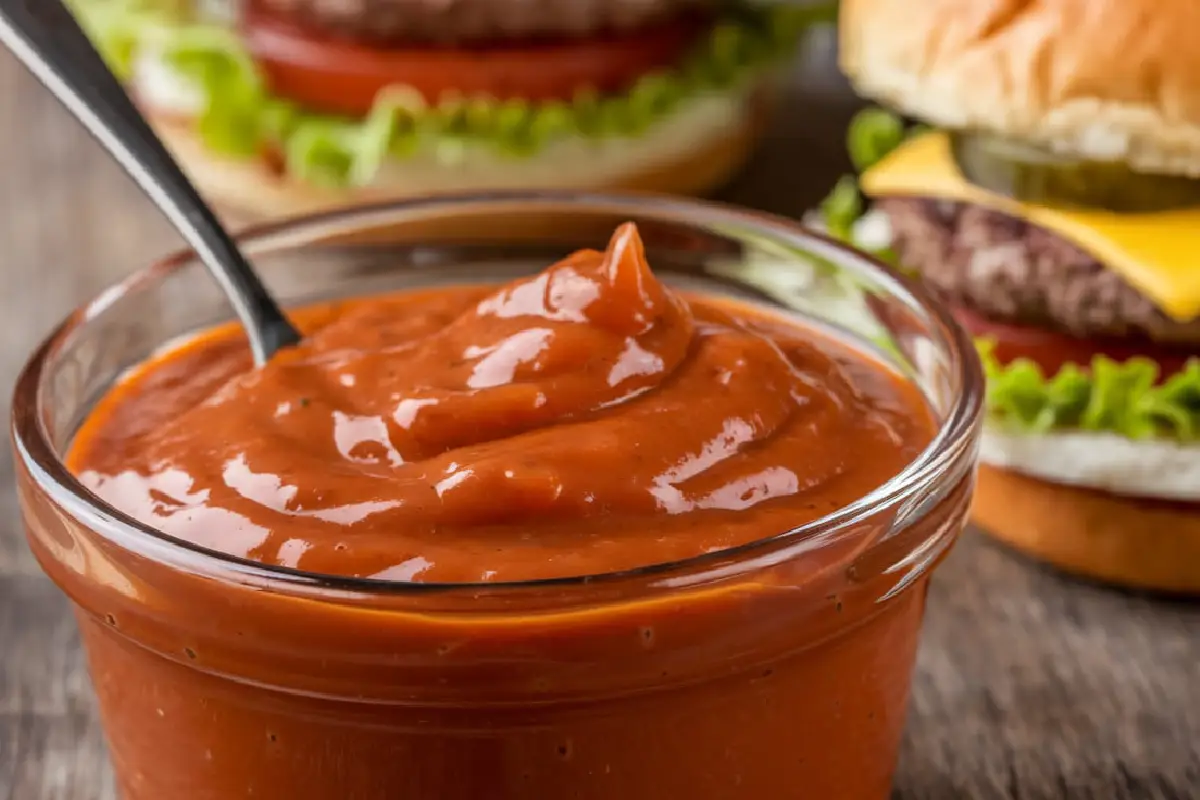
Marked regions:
[69,0,831,219]
[818,0,1200,593]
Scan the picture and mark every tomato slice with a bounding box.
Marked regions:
[242,2,705,118]
[952,305,1195,379]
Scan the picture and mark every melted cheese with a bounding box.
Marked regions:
[861,133,1200,321]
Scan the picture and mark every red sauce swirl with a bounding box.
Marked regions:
[70,224,934,582]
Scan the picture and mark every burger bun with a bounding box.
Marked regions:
[972,464,1200,595]
[839,0,1200,176]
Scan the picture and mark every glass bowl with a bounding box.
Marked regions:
[12,192,983,800]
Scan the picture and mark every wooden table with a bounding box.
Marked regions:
[2,28,1198,800]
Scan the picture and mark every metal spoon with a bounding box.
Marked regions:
[0,0,301,364]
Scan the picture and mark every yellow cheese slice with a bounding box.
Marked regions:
[860,132,1200,322]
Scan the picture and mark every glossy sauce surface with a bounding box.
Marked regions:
[37,224,968,800]
[69,224,934,583]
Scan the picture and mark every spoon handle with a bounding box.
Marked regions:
[0,0,300,363]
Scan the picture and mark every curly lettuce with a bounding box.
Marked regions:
[982,345,1200,441]
[70,0,834,187]
[818,108,1200,442]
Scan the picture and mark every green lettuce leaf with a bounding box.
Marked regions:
[813,108,916,268]
[981,343,1200,441]
[817,107,1200,442]
[70,0,832,186]
[846,106,906,173]
[819,175,863,241]
[817,107,910,241]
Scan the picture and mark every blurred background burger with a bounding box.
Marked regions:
[818,0,1200,593]
[70,0,831,219]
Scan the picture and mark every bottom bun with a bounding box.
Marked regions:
[148,92,768,224]
[972,464,1200,594]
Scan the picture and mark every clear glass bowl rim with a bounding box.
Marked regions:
[11,191,985,597]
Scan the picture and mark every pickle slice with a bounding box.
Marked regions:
[949,132,1200,212]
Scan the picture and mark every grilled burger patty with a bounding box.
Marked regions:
[254,0,717,43]
[878,198,1200,345]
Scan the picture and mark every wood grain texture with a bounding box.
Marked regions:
[1,28,1198,800]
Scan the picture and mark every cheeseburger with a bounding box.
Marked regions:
[821,0,1200,592]
[70,0,830,219]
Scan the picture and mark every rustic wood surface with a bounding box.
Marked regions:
[1,28,1198,800]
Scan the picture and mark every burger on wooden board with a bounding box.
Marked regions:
[814,0,1200,593]
[70,0,833,219]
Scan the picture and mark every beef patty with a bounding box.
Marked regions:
[878,197,1200,345]
[254,0,715,44]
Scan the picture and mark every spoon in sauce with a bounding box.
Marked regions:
[0,0,301,364]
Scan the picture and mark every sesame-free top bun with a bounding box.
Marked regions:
[149,97,767,224]
[971,464,1200,595]
[839,0,1200,177]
